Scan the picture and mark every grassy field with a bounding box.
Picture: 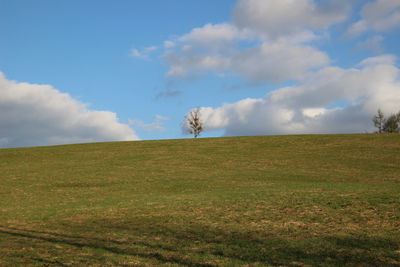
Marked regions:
[0,134,399,266]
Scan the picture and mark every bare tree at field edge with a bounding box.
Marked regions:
[185,108,204,138]
[372,108,400,133]
[373,109,385,133]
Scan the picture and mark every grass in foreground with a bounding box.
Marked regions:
[0,134,399,266]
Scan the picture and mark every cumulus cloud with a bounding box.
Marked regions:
[129,115,169,132]
[361,0,400,31]
[0,73,138,148]
[229,41,329,83]
[346,0,400,37]
[162,0,349,84]
[187,56,400,136]
[346,20,369,38]
[131,46,158,59]
[232,0,350,39]
[164,24,329,83]
[180,23,241,49]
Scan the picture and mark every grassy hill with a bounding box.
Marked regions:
[0,134,399,266]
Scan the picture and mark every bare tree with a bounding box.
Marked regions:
[383,111,400,133]
[372,109,385,133]
[373,108,400,133]
[185,108,204,138]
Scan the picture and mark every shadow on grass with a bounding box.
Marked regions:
[31,257,69,267]
[0,221,398,266]
[101,219,399,266]
[0,226,213,266]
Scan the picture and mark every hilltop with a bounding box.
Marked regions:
[0,134,399,266]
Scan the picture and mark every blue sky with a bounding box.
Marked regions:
[1,0,400,147]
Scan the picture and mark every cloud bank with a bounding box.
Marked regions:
[195,56,400,136]
[164,24,331,84]
[0,73,138,148]
[162,0,353,84]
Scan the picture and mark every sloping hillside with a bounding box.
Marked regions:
[0,134,399,266]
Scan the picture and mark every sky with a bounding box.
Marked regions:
[1,0,400,148]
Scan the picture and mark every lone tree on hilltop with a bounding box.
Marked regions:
[185,108,204,138]
[372,108,400,133]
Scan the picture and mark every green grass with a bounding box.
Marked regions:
[0,134,399,266]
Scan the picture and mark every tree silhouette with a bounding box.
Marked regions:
[383,112,400,133]
[372,109,385,133]
[373,109,400,133]
[185,108,204,138]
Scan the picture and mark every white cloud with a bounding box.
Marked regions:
[165,48,231,78]
[230,41,329,83]
[346,0,400,37]
[164,21,329,83]
[232,0,350,39]
[128,115,169,132]
[131,48,142,58]
[358,54,396,67]
[186,56,400,136]
[0,73,138,148]
[362,0,400,31]
[346,20,369,38]
[302,108,327,118]
[131,46,158,59]
[162,0,349,83]
[180,23,242,49]
[164,40,175,49]
[145,46,158,52]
